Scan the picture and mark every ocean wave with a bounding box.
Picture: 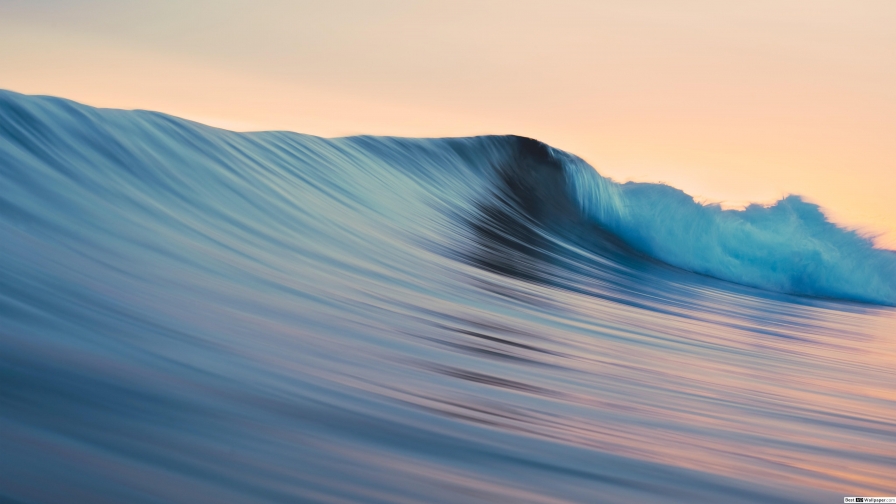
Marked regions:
[2,90,893,503]
[3,90,892,305]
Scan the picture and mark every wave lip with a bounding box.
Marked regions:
[560,149,896,305]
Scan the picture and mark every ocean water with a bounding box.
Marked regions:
[1,90,894,503]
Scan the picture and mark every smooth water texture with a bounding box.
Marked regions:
[1,91,894,503]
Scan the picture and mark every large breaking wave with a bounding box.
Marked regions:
[3,90,893,305]
[563,153,896,305]
[2,90,894,503]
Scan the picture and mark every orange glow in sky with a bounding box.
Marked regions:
[2,1,894,247]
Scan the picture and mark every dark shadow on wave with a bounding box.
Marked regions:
[459,136,685,312]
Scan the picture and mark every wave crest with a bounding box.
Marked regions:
[562,150,896,304]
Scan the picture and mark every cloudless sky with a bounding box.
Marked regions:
[2,0,895,247]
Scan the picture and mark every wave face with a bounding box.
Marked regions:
[2,90,895,503]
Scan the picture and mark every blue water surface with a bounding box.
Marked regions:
[1,91,894,503]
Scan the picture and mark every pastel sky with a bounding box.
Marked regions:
[2,0,895,247]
